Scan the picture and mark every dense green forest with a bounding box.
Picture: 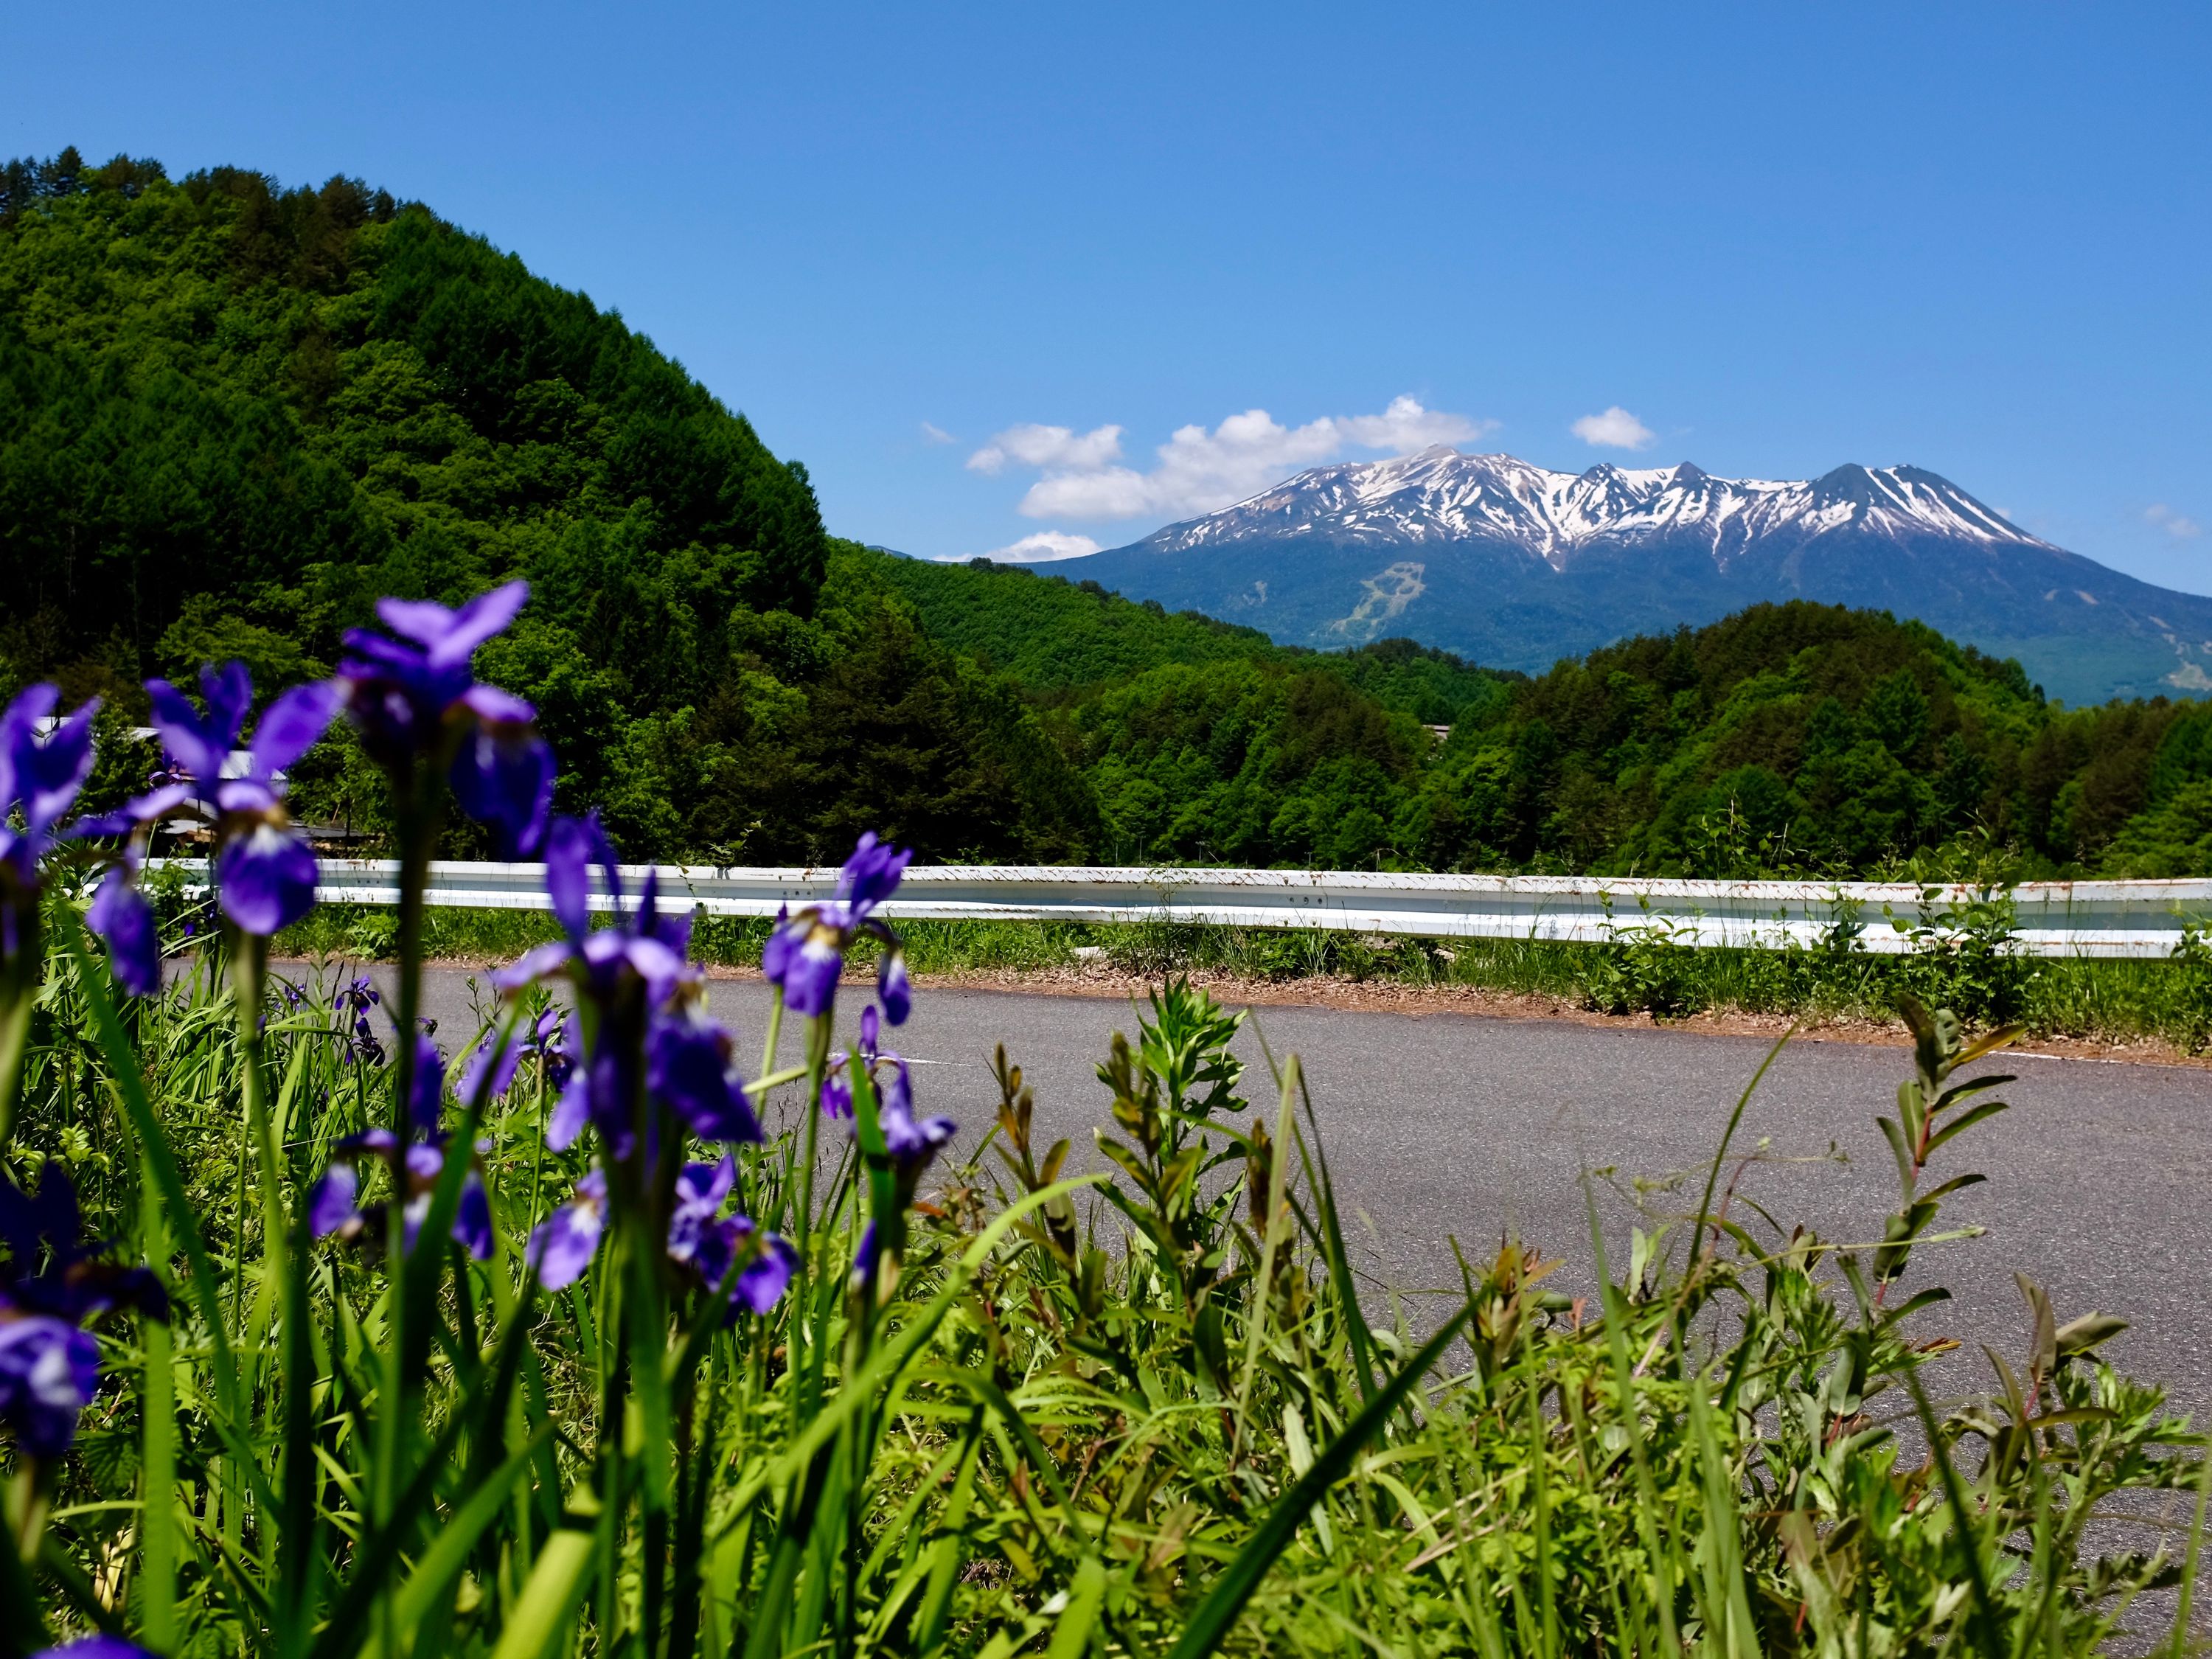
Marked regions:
[0,148,1091,861]
[8,147,2212,876]
[854,551,2212,877]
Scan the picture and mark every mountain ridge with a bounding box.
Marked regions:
[1064,449,2208,705]
[1143,450,2048,564]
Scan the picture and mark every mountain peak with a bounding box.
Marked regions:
[1067,451,2204,706]
[1131,449,2048,567]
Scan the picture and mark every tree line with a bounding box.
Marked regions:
[6,147,2210,876]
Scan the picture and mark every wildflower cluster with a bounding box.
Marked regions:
[336,975,386,1065]
[0,579,992,1659]
[308,1035,494,1260]
[504,813,797,1316]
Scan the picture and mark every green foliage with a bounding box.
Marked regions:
[13,908,2205,1657]
[13,148,2212,877]
[851,552,1284,692]
[0,152,1093,865]
[862,552,2212,874]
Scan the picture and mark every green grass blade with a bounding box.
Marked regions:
[305,1279,543,1659]
[1166,1303,1472,1659]
[60,922,244,1425]
[1580,1171,1683,1658]
[1273,1030,1378,1402]
[1044,1554,1108,1659]
[763,1175,1107,1492]
[1688,1020,1795,1274]
[364,1429,553,1658]
[486,1517,599,1659]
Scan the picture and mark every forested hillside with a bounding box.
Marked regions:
[7,147,2212,877]
[844,552,2212,877]
[0,149,1093,861]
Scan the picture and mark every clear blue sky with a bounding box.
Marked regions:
[13,3,2210,585]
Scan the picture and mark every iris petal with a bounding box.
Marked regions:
[88,871,160,997]
[215,824,321,936]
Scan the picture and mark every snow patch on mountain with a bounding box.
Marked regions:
[1135,449,2050,571]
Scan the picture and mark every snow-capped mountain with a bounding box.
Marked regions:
[1058,451,2212,706]
[1146,449,2042,566]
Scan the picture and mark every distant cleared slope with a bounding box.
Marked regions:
[846,548,1280,690]
[840,544,1514,723]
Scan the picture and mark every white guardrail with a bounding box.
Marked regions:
[178,860,2212,961]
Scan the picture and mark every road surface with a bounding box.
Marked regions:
[319,963,2212,1419]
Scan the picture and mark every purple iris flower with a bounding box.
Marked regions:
[666,1155,739,1279]
[0,1164,169,1326]
[309,1038,493,1259]
[828,1006,954,1175]
[818,1003,883,1119]
[529,1006,574,1090]
[529,1159,795,1316]
[0,1318,100,1458]
[499,814,689,1009]
[86,865,161,996]
[338,976,387,1065]
[406,1034,447,1132]
[647,1006,762,1144]
[145,664,338,937]
[877,947,912,1025]
[877,1057,958,1175]
[545,1040,636,1156]
[459,1022,524,1105]
[729,1230,801,1319]
[761,833,914,1023]
[836,1011,955,1303]
[667,1159,798,1318]
[0,1165,166,1457]
[32,1638,163,1659]
[848,1054,956,1302]
[448,684,556,859]
[309,1135,494,1261]
[213,824,320,937]
[337,582,554,856]
[77,773,199,997]
[526,1169,608,1290]
[0,686,98,968]
[307,1161,364,1239]
[408,1141,495,1259]
[501,815,699,1158]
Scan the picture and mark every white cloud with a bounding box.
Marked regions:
[937,531,1102,564]
[1337,394,1495,452]
[967,422,1124,476]
[919,421,956,445]
[2148,503,2202,539]
[1571,406,1657,451]
[978,396,1493,523]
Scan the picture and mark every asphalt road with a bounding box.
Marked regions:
[325,962,2212,1420]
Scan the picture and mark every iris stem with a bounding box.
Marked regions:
[373,779,438,1655]
[796,1016,831,1253]
[136,1107,177,1653]
[0,992,30,1153]
[759,989,785,1081]
[233,936,289,1273]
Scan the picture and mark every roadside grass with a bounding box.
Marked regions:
[277,903,2212,1050]
[24,919,2210,1658]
